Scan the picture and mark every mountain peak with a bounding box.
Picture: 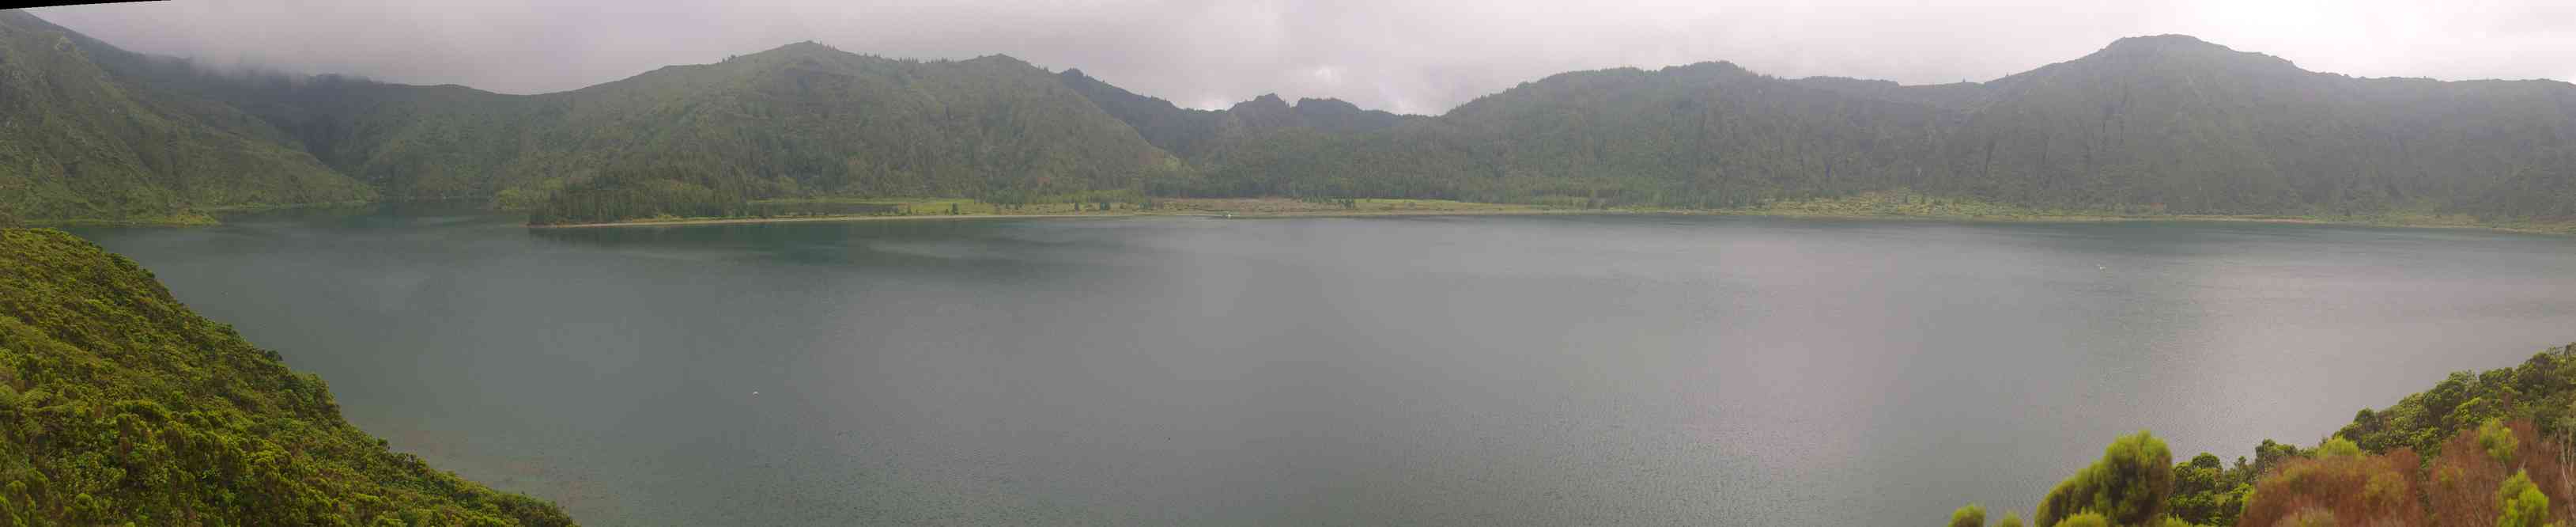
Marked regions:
[2068,33,2302,74]
[965,54,1031,67]
[746,40,843,59]
[1294,97,1361,112]
[2101,34,2227,54]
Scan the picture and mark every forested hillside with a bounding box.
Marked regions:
[1195,36,2576,218]
[6,9,2570,226]
[1184,60,1959,203]
[1057,68,1409,160]
[1933,35,2576,216]
[0,229,573,525]
[0,11,371,224]
[100,40,1185,210]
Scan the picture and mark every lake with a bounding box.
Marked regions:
[69,208,2576,525]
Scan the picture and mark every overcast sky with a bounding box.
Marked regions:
[31,0,2576,115]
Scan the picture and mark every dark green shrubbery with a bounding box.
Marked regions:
[0,229,572,525]
[1951,343,2576,527]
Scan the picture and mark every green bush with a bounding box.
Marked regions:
[2495,470,2548,527]
[2035,430,2174,527]
[1950,503,1986,527]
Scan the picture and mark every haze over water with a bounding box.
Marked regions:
[72,209,2576,525]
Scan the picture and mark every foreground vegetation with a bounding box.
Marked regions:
[1953,343,2576,526]
[0,229,572,525]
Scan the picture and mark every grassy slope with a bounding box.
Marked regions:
[0,229,572,525]
[0,11,372,225]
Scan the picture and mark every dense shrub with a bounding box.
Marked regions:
[2035,430,2174,527]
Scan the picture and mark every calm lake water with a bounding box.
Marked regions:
[70,208,2576,525]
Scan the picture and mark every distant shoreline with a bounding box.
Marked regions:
[524,205,2576,235]
[524,207,1609,229]
[35,195,2560,234]
[1686,209,2576,235]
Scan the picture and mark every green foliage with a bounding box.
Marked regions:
[2236,445,2421,526]
[2173,345,2576,525]
[2276,507,2336,527]
[2166,452,2253,526]
[0,229,572,525]
[2050,512,2110,527]
[1059,70,1405,160]
[1950,503,1986,527]
[1139,36,2576,222]
[2481,419,2521,464]
[0,12,372,224]
[523,164,755,225]
[2338,346,2576,458]
[1997,514,2026,527]
[2495,470,2548,527]
[270,46,1174,210]
[2036,430,2174,527]
[13,12,2576,228]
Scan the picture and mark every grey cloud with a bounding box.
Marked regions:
[32,0,2576,115]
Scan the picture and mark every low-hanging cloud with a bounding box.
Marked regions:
[30,0,2576,115]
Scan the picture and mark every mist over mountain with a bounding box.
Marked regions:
[0,10,369,223]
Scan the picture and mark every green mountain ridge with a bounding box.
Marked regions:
[2,10,2570,226]
[94,38,1181,205]
[1055,67,1411,159]
[1194,36,2576,217]
[0,10,372,224]
[0,229,572,525]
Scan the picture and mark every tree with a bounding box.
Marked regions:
[2496,469,2548,527]
[2167,452,2249,526]
[2036,430,2175,527]
[1996,514,2025,527]
[2483,419,2521,465]
[2236,446,2422,526]
[2273,507,2336,527]
[1950,503,1986,527]
[2049,512,2109,527]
